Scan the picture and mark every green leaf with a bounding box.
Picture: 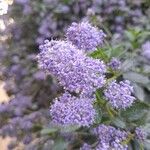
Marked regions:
[109,45,124,57]
[123,72,150,85]
[112,117,126,129]
[61,125,80,133]
[53,139,68,150]
[41,127,59,135]
[133,83,145,101]
[94,106,102,124]
[90,48,109,62]
[32,124,42,132]
[124,30,135,41]
[101,115,111,124]
[121,59,137,71]
[121,101,149,124]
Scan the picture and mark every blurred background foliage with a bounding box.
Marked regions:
[0,0,150,149]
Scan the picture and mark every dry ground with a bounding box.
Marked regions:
[0,81,11,150]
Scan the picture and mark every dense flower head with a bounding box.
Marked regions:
[66,21,106,52]
[108,57,121,70]
[104,80,135,109]
[37,39,106,95]
[93,125,128,150]
[50,92,96,127]
[142,41,150,60]
[135,127,146,141]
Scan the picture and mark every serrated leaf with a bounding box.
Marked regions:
[41,127,59,135]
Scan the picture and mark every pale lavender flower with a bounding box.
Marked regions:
[50,92,96,127]
[142,41,150,60]
[93,125,128,150]
[104,80,135,109]
[108,57,121,70]
[37,40,106,95]
[135,127,146,141]
[66,21,106,52]
[80,143,92,150]
[33,71,46,80]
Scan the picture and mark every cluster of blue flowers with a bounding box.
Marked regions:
[37,22,106,127]
[104,80,135,109]
[81,125,128,150]
[37,36,106,96]
[93,125,128,150]
[135,127,146,141]
[66,21,106,52]
[36,21,144,149]
[1,0,149,149]
[50,92,96,127]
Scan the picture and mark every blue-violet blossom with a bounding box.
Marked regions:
[93,125,128,150]
[37,40,106,95]
[50,92,96,127]
[108,57,121,70]
[104,80,135,109]
[66,21,106,52]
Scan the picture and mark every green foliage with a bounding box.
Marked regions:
[121,101,149,126]
[52,138,68,150]
[41,127,59,135]
[90,48,109,62]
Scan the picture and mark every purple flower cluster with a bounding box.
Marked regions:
[142,41,150,61]
[80,143,92,150]
[0,111,42,138]
[50,92,96,127]
[135,127,146,141]
[36,14,57,44]
[108,57,121,70]
[104,80,135,109]
[93,125,128,150]
[0,94,32,116]
[1,0,149,149]
[37,39,106,95]
[66,22,106,52]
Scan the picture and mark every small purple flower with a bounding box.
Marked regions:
[135,127,146,141]
[66,21,106,52]
[80,143,92,150]
[93,125,128,150]
[108,57,121,70]
[104,80,135,109]
[50,92,96,127]
[142,41,150,60]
